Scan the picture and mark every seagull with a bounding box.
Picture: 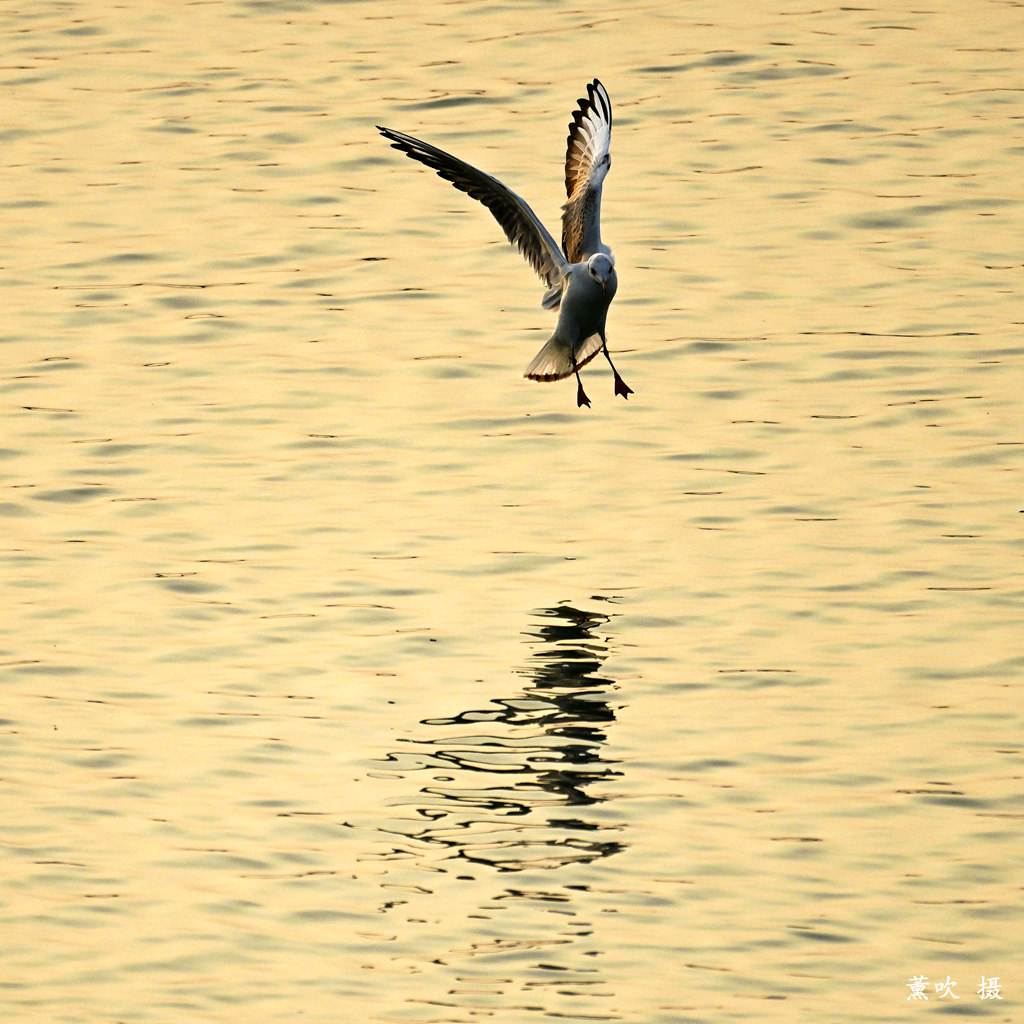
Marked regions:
[377,79,631,408]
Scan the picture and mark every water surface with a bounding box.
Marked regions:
[3,2,1022,1021]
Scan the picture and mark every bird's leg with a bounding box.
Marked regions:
[601,337,633,399]
[572,349,591,408]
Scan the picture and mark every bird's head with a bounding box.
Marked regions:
[586,252,616,294]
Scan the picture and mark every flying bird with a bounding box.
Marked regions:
[377,79,631,408]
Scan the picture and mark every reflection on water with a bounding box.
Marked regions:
[372,602,624,871]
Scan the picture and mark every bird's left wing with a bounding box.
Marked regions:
[562,80,612,264]
[377,126,568,297]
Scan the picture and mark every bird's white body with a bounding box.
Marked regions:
[525,255,617,381]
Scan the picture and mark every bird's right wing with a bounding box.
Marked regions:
[377,126,569,298]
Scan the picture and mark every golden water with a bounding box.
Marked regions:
[3,2,1021,1021]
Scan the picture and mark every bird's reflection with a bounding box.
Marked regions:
[374,601,625,872]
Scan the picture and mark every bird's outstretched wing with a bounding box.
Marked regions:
[377,126,568,298]
[562,79,612,264]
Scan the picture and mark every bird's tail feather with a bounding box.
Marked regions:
[523,332,603,382]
